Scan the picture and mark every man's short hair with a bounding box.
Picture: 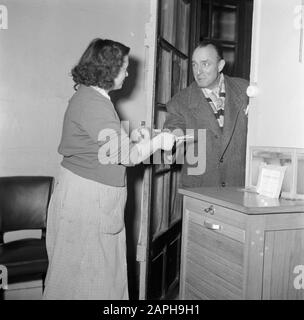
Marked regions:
[195,40,224,61]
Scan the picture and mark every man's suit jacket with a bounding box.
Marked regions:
[164,75,249,188]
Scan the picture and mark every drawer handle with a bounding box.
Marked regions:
[204,205,215,215]
[204,220,221,230]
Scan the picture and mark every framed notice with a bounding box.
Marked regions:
[256,164,287,199]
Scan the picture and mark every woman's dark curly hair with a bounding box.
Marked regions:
[71,38,130,90]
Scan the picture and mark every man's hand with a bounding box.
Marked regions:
[163,138,184,164]
[156,132,176,151]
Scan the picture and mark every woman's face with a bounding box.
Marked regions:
[113,55,129,90]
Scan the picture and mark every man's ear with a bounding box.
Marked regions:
[218,59,225,73]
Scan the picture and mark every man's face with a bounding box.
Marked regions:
[192,45,225,89]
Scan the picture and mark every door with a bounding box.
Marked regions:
[138,0,193,300]
[148,0,193,300]
[138,0,253,300]
[198,0,253,79]
[262,229,304,299]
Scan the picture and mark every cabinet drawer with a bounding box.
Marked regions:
[186,206,245,243]
[184,197,246,230]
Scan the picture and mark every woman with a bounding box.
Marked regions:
[43,38,175,300]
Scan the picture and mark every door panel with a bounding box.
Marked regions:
[147,0,192,299]
[263,229,304,300]
[156,48,172,104]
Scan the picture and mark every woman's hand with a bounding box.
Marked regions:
[130,127,151,143]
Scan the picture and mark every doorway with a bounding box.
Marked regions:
[140,0,253,300]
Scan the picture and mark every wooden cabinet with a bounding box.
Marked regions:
[179,187,304,299]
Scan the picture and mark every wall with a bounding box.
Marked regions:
[0,0,151,176]
[0,0,154,298]
[247,0,304,149]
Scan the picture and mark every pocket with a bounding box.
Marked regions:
[98,187,126,234]
[99,211,124,234]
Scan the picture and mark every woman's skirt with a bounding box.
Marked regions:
[42,167,128,300]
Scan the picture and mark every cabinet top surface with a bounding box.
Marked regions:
[178,187,304,214]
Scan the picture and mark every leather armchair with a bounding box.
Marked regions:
[0,176,53,296]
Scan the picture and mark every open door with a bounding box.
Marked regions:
[137,0,193,300]
[137,0,253,300]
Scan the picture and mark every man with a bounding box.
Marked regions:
[164,40,249,188]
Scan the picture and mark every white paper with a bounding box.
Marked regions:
[256,164,287,198]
